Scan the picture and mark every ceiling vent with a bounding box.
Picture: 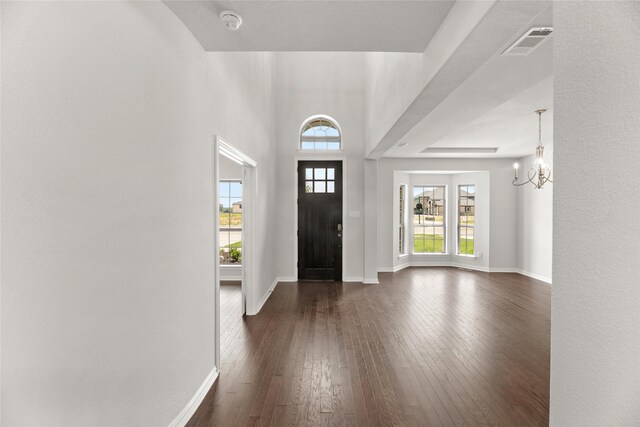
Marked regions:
[503,27,553,56]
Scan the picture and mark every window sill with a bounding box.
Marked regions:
[411,252,449,256]
[398,254,409,259]
[220,264,242,267]
[454,254,476,259]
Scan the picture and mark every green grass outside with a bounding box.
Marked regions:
[414,234,474,255]
[413,234,445,253]
[223,241,242,249]
[219,212,242,227]
[458,238,474,255]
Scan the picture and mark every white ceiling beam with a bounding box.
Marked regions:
[366,1,552,159]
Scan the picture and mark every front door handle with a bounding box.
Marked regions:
[337,223,342,232]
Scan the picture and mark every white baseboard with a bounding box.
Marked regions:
[516,269,552,284]
[487,267,518,273]
[276,276,297,283]
[409,260,457,268]
[450,263,491,272]
[378,263,409,273]
[343,276,364,282]
[376,262,551,285]
[253,277,279,315]
[363,277,379,284]
[169,367,218,427]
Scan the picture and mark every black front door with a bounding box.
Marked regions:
[298,161,343,281]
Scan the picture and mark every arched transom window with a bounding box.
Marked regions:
[300,116,341,150]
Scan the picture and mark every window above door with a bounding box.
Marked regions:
[299,115,342,151]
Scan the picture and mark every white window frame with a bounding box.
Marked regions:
[411,185,447,255]
[298,114,343,152]
[399,185,407,256]
[219,179,243,265]
[456,184,475,257]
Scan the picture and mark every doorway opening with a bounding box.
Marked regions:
[213,136,257,371]
[297,160,343,281]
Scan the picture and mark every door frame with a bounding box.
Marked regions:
[293,154,347,281]
[213,136,257,370]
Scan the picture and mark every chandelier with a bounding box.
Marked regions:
[513,109,552,189]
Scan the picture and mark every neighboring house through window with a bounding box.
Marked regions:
[413,186,446,253]
[220,180,242,264]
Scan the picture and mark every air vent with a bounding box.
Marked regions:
[503,27,553,56]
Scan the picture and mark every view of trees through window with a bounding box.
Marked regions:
[219,180,242,264]
[458,185,475,255]
[413,186,446,253]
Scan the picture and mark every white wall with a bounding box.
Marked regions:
[377,158,516,273]
[1,2,277,425]
[488,165,519,271]
[516,152,553,283]
[273,52,366,282]
[551,2,640,425]
[219,155,243,181]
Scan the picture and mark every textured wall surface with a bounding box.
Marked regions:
[1,2,276,425]
[551,2,640,425]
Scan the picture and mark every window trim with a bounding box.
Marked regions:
[219,179,243,265]
[456,184,475,257]
[411,185,447,255]
[299,114,342,151]
[398,184,406,256]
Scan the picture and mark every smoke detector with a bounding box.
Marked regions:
[503,27,553,56]
[220,10,243,31]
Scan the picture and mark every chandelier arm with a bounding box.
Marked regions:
[512,178,532,187]
[512,169,537,187]
[528,167,538,185]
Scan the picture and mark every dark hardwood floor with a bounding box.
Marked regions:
[189,268,550,426]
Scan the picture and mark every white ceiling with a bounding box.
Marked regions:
[382,4,553,159]
[165,0,553,160]
[386,76,554,159]
[164,1,454,52]
[431,78,552,158]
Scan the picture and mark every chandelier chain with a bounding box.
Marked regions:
[538,111,542,146]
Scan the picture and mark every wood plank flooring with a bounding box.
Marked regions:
[188,268,550,426]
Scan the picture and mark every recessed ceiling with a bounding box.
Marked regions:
[164,1,454,52]
[386,76,554,159]
[382,4,553,159]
